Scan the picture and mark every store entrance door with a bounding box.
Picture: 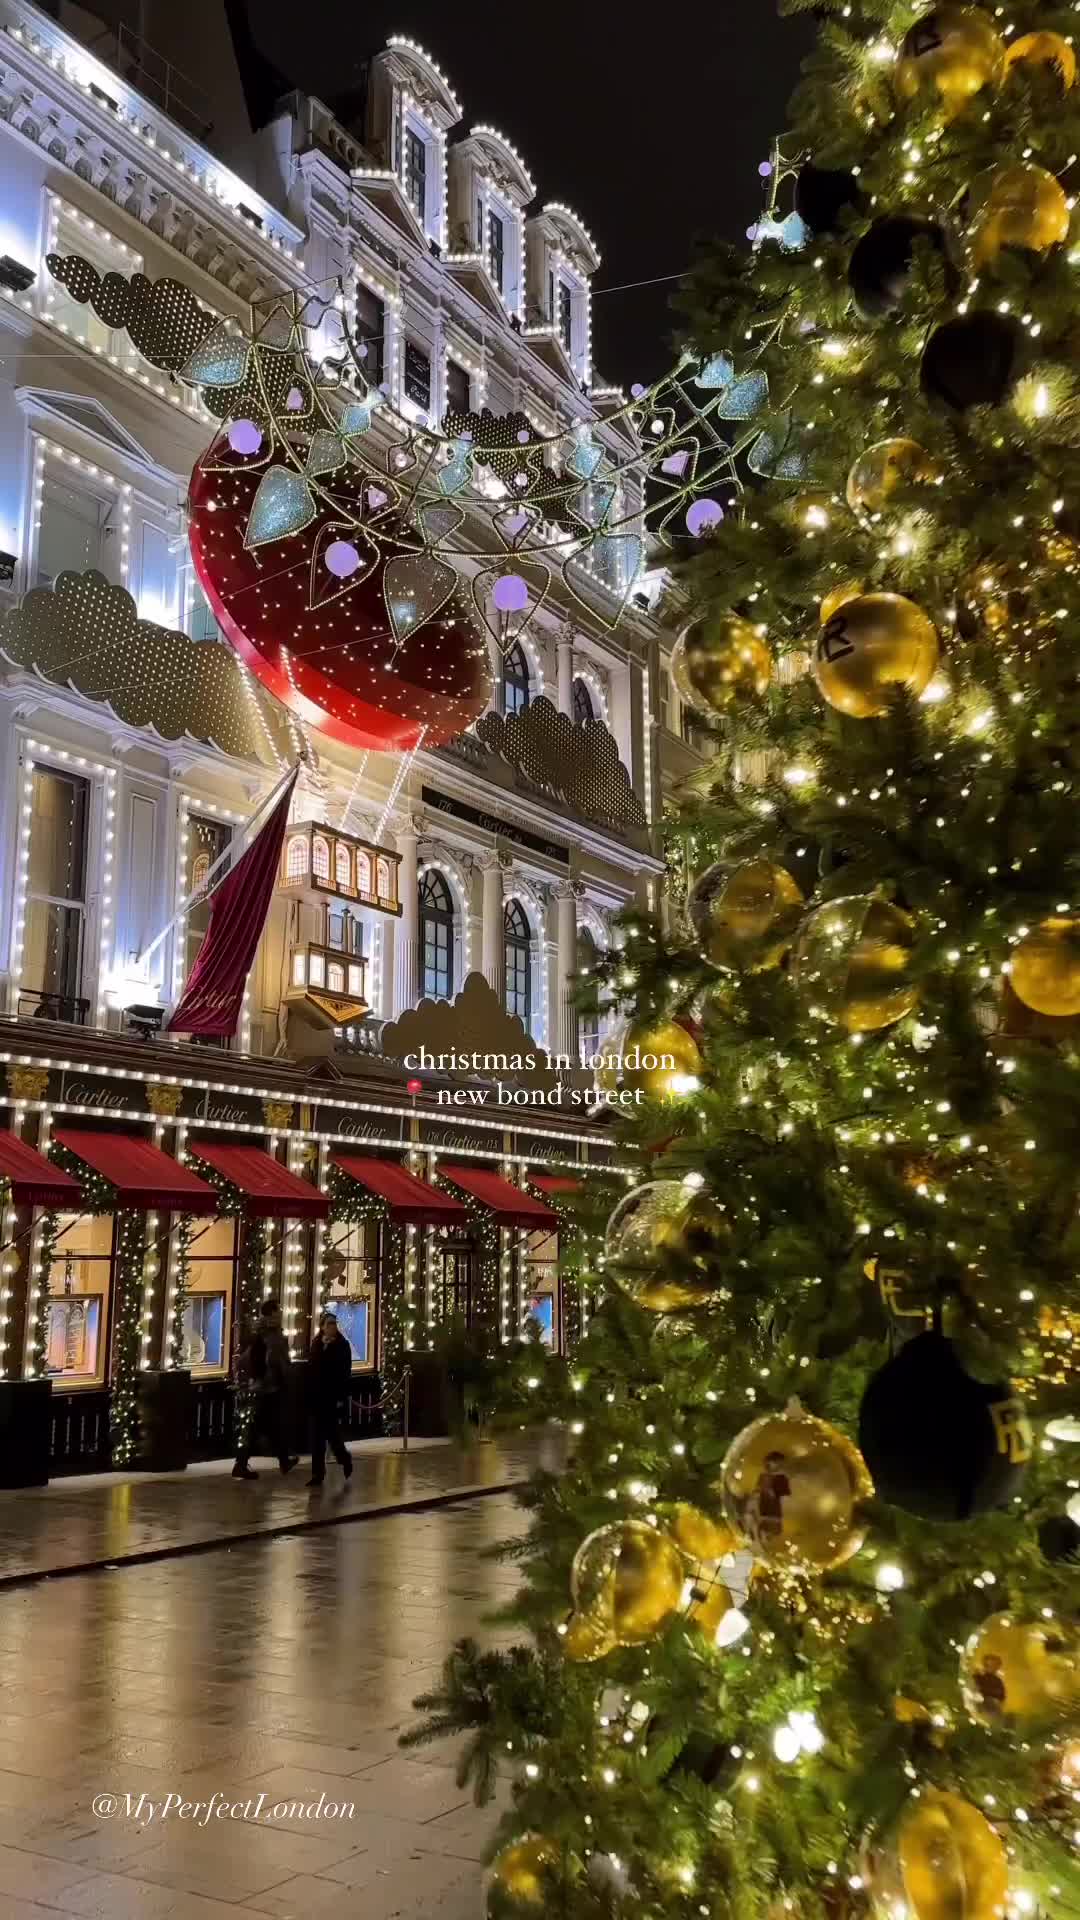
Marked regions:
[439,1244,475,1323]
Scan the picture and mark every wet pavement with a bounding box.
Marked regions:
[0,1434,555,1586]
[0,1491,527,1919]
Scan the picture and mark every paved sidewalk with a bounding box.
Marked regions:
[0,1431,558,1587]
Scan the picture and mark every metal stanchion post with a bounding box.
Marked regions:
[402,1367,410,1453]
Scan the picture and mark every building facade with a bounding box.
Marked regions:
[0,0,668,1478]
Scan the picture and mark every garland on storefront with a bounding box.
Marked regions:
[433,1177,501,1331]
[324,1167,407,1426]
[24,1206,59,1379]
[48,1144,144,1463]
[166,1215,193,1369]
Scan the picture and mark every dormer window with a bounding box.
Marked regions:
[558,282,573,353]
[405,128,427,222]
[490,212,505,295]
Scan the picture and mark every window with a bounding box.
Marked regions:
[503,640,531,715]
[286,835,309,883]
[419,869,454,1001]
[323,1219,376,1368]
[355,850,372,895]
[406,128,427,221]
[558,282,573,354]
[504,900,532,1028]
[476,196,484,246]
[375,855,393,901]
[312,834,331,885]
[23,766,89,1009]
[190,580,220,643]
[46,1213,114,1385]
[404,342,432,411]
[577,926,601,1064]
[47,207,137,359]
[335,842,353,893]
[183,1213,235,1374]
[489,211,505,293]
[184,813,231,984]
[354,283,385,388]
[328,907,363,956]
[36,477,113,588]
[445,358,471,418]
[548,270,555,321]
[572,677,595,727]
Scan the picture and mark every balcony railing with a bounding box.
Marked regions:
[86,18,215,141]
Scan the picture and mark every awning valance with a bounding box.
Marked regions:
[0,1132,82,1210]
[189,1142,329,1219]
[530,1174,582,1196]
[441,1165,558,1228]
[52,1130,218,1213]
[331,1154,467,1227]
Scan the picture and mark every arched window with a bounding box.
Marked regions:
[286,835,308,882]
[375,855,392,900]
[312,834,331,885]
[504,898,531,1027]
[355,850,372,895]
[572,676,595,727]
[191,851,211,898]
[419,869,454,1001]
[503,640,531,716]
[327,960,346,995]
[335,842,352,893]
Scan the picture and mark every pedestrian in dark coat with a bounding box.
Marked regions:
[232,1297,300,1479]
[306,1310,354,1486]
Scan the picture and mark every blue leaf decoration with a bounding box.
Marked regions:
[779,212,810,252]
[747,411,807,481]
[570,438,604,481]
[340,400,373,437]
[244,466,317,548]
[717,369,769,421]
[181,322,250,388]
[696,352,734,390]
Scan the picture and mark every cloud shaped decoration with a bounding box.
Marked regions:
[475,696,646,832]
[381,972,559,1094]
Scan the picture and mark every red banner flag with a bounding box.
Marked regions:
[167,768,298,1037]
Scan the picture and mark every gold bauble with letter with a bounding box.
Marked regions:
[1011,917,1080,1018]
[960,1612,1080,1728]
[670,613,772,715]
[688,859,805,972]
[622,1017,703,1100]
[1005,31,1077,91]
[569,1518,686,1646]
[813,592,940,718]
[895,8,1005,121]
[866,1790,1008,1920]
[489,1837,559,1909]
[966,163,1070,268]
[719,1404,873,1572]
[846,439,940,514]
[792,896,919,1034]
[820,580,864,625]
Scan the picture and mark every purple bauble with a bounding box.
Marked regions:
[228,419,263,456]
[686,498,724,537]
[325,539,361,579]
[493,573,529,614]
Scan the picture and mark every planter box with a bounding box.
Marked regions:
[0,1378,51,1486]
[135,1369,192,1472]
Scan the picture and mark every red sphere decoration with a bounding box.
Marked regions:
[188,450,492,750]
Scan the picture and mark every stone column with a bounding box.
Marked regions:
[557,629,574,719]
[555,883,579,1061]
[394,818,419,1015]
[480,852,505,1003]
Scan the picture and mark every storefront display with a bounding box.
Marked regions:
[182,1214,236,1376]
[323,1218,378,1370]
[46,1213,113,1385]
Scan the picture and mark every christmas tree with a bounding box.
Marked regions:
[408,7,1080,1918]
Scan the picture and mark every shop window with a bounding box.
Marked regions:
[503,639,531,715]
[36,476,114,588]
[312,834,331,884]
[286,835,309,882]
[323,1219,376,1368]
[419,868,454,1001]
[521,1226,559,1349]
[504,899,532,1028]
[184,813,232,983]
[355,849,372,894]
[46,1213,114,1384]
[24,765,89,1007]
[572,677,595,727]
[440,1244,473,1321]
[334,841,352,893]
[183,1213,235,1374]
[354,282,385,389]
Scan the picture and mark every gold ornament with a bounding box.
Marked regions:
[867,1790,1008,1920]
[670,614,771,715]
[1005,31,1077,91]
[813,592,940,719]
[605,1183,729,1313]
[688,860,804,972]
[820,581,864,625]
[846,439,940,514]
[961,1613,1080,1727]
[664,1504,754,1644]
[719,1404,872,1572]
[145,1082,183,1118]
[664,1501,734,1563]
[622,1017,703,1100]
[865,1256,934,1330]
[1043,530,1080,570]
[562,1612,617,1662]
[967,163,1070,268]
[263,1099,294,1130]
[570,1519,685,1645]
[895,8,1005,121]
[792,896,920,1034]
[1011,918,1080,1018]
[6,1064,48,1102]
[490,1837,558,1908]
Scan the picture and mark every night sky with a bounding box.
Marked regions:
[246,2,813,390]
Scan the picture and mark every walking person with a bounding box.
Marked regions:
[232,1297,300,1479]
[306,1310,354,1487]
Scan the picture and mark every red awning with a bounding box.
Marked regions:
[331,1155,468,1227]
[52,1130,218,1213]
[530,1174,582,1196]
[441,1165,558,1228]
[0,1131,82,1210]
[189,1142,329,1220]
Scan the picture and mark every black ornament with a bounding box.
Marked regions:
[858,1330,1032,1521]
[1039,1513,1080,1563]
[795,164,863,236]
[921,311,1022,410]
[848,215,951,320]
